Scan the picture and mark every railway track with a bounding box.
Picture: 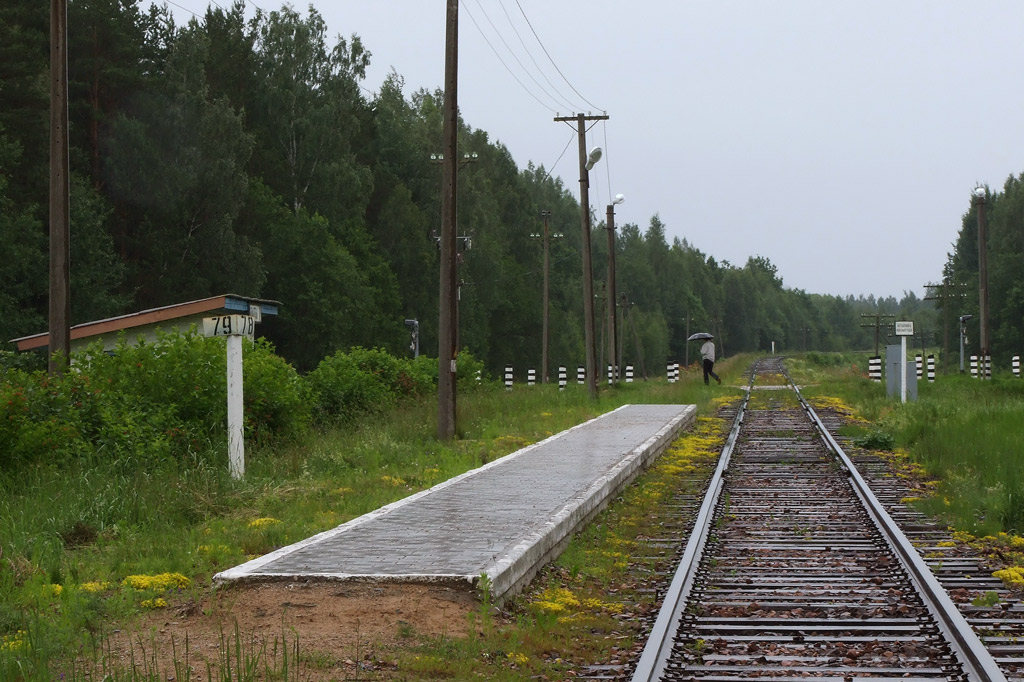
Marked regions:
[625,356,1015,682]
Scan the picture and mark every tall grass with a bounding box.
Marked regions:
[794,354,1024,535]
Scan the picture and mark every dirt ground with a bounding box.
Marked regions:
[99,580,479,680]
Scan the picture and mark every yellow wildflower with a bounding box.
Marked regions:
[247,517,282,530]
[121,572,190,591]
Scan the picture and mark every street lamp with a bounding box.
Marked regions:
[578,146,602,398]
[959,314,973,373]
[606,193,624,384]
[972,185,990,379]
[531,210,563,383]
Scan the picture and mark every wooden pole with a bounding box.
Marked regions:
[437,0,459,439]
[49,0,71,374]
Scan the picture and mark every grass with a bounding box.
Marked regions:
[790,353,1024,536]
[0,355,744,680]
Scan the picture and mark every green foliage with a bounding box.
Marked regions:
[0,332,308,473]
[852,429,896,451]
[306,346,440,422]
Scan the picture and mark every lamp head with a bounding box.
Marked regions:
[972,185,986,199]
[584,147,602,171]
[612,193,625,205]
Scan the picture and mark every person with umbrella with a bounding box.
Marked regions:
[688,332,721,385]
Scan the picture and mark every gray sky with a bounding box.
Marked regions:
[162,1,1024,300]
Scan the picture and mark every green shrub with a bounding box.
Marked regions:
[0,332,308,472]
[308,350,396,421]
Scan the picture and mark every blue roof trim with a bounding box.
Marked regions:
[224,296,278,316]
[224,297,249,312]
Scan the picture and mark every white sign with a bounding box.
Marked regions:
[203,315,255,338]
[895,321,914,336]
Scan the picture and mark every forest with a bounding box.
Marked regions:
[7,0,1011,377]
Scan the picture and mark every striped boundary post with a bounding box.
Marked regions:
[504,366,513,391]
[970,355,978,378]
[558,366,567,390]
[607,364,613,385]
[984,355,992,379]
[868,356,882,383]
[1013,355,1021,378]
[667,362,676,383]
[915,354,923,379]
[527,368,536,386]
[927,354,935,383]
[577,365,585,385]
[625,365,634,383]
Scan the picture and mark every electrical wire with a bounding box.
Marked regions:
[162,0,201,19]
[513,0,603,112]
[494,0,581,113]
[462,0,561,114]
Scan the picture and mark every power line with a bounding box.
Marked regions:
[494,0,581,112]
[463,0,562,114]
[513,0,603,112]
[162,0,201,19]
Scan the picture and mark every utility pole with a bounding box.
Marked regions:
[532,210,561,383]
[437,0,459,440]
[684,313,690,366]
[860,313,895,356]
[49,0,71,375]
[554,112,609,399]
[973,187,990,377]
[606,197,623,384]
[924,281,967,372]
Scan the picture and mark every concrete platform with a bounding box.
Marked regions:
[214,404,696,598]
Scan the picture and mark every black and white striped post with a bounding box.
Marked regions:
[667,362,676,383]
[1013,355,1021,378]
[984,355,992,379]
[577,365,585,385]
[927,354,936,383]
[558,366,567,390]
[527,368,536,386]
[625,365,634,383]
[504,366,513,391]
[915,354,923,379]
[607,364,613,385]
[868,356,882,382]
[970,355,978,378]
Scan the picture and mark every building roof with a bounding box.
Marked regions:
[9,294,280,352]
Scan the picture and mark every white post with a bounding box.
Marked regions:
[771,341,775,355]
[900,335,907,404]
[227,334,244,479]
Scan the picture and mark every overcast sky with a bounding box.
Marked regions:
[160,1,1024,300]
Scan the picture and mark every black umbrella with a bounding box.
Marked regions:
[687,332,714,341]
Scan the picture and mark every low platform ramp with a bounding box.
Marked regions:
[215,404,696,598]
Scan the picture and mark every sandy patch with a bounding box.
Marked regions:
[97,581,478,679]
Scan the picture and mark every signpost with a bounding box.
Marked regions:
[203,315,255,479]
[895,320,914,404]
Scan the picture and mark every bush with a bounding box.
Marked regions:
[0,332,309,472]
[308,350,396,421]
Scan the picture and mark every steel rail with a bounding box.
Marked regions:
[790,376,1007,682]
[629,376,753,682]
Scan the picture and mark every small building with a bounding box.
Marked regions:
[10,294,280,354]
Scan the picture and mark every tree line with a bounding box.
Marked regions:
[939,175,1024,367]
[1,1,935,375]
